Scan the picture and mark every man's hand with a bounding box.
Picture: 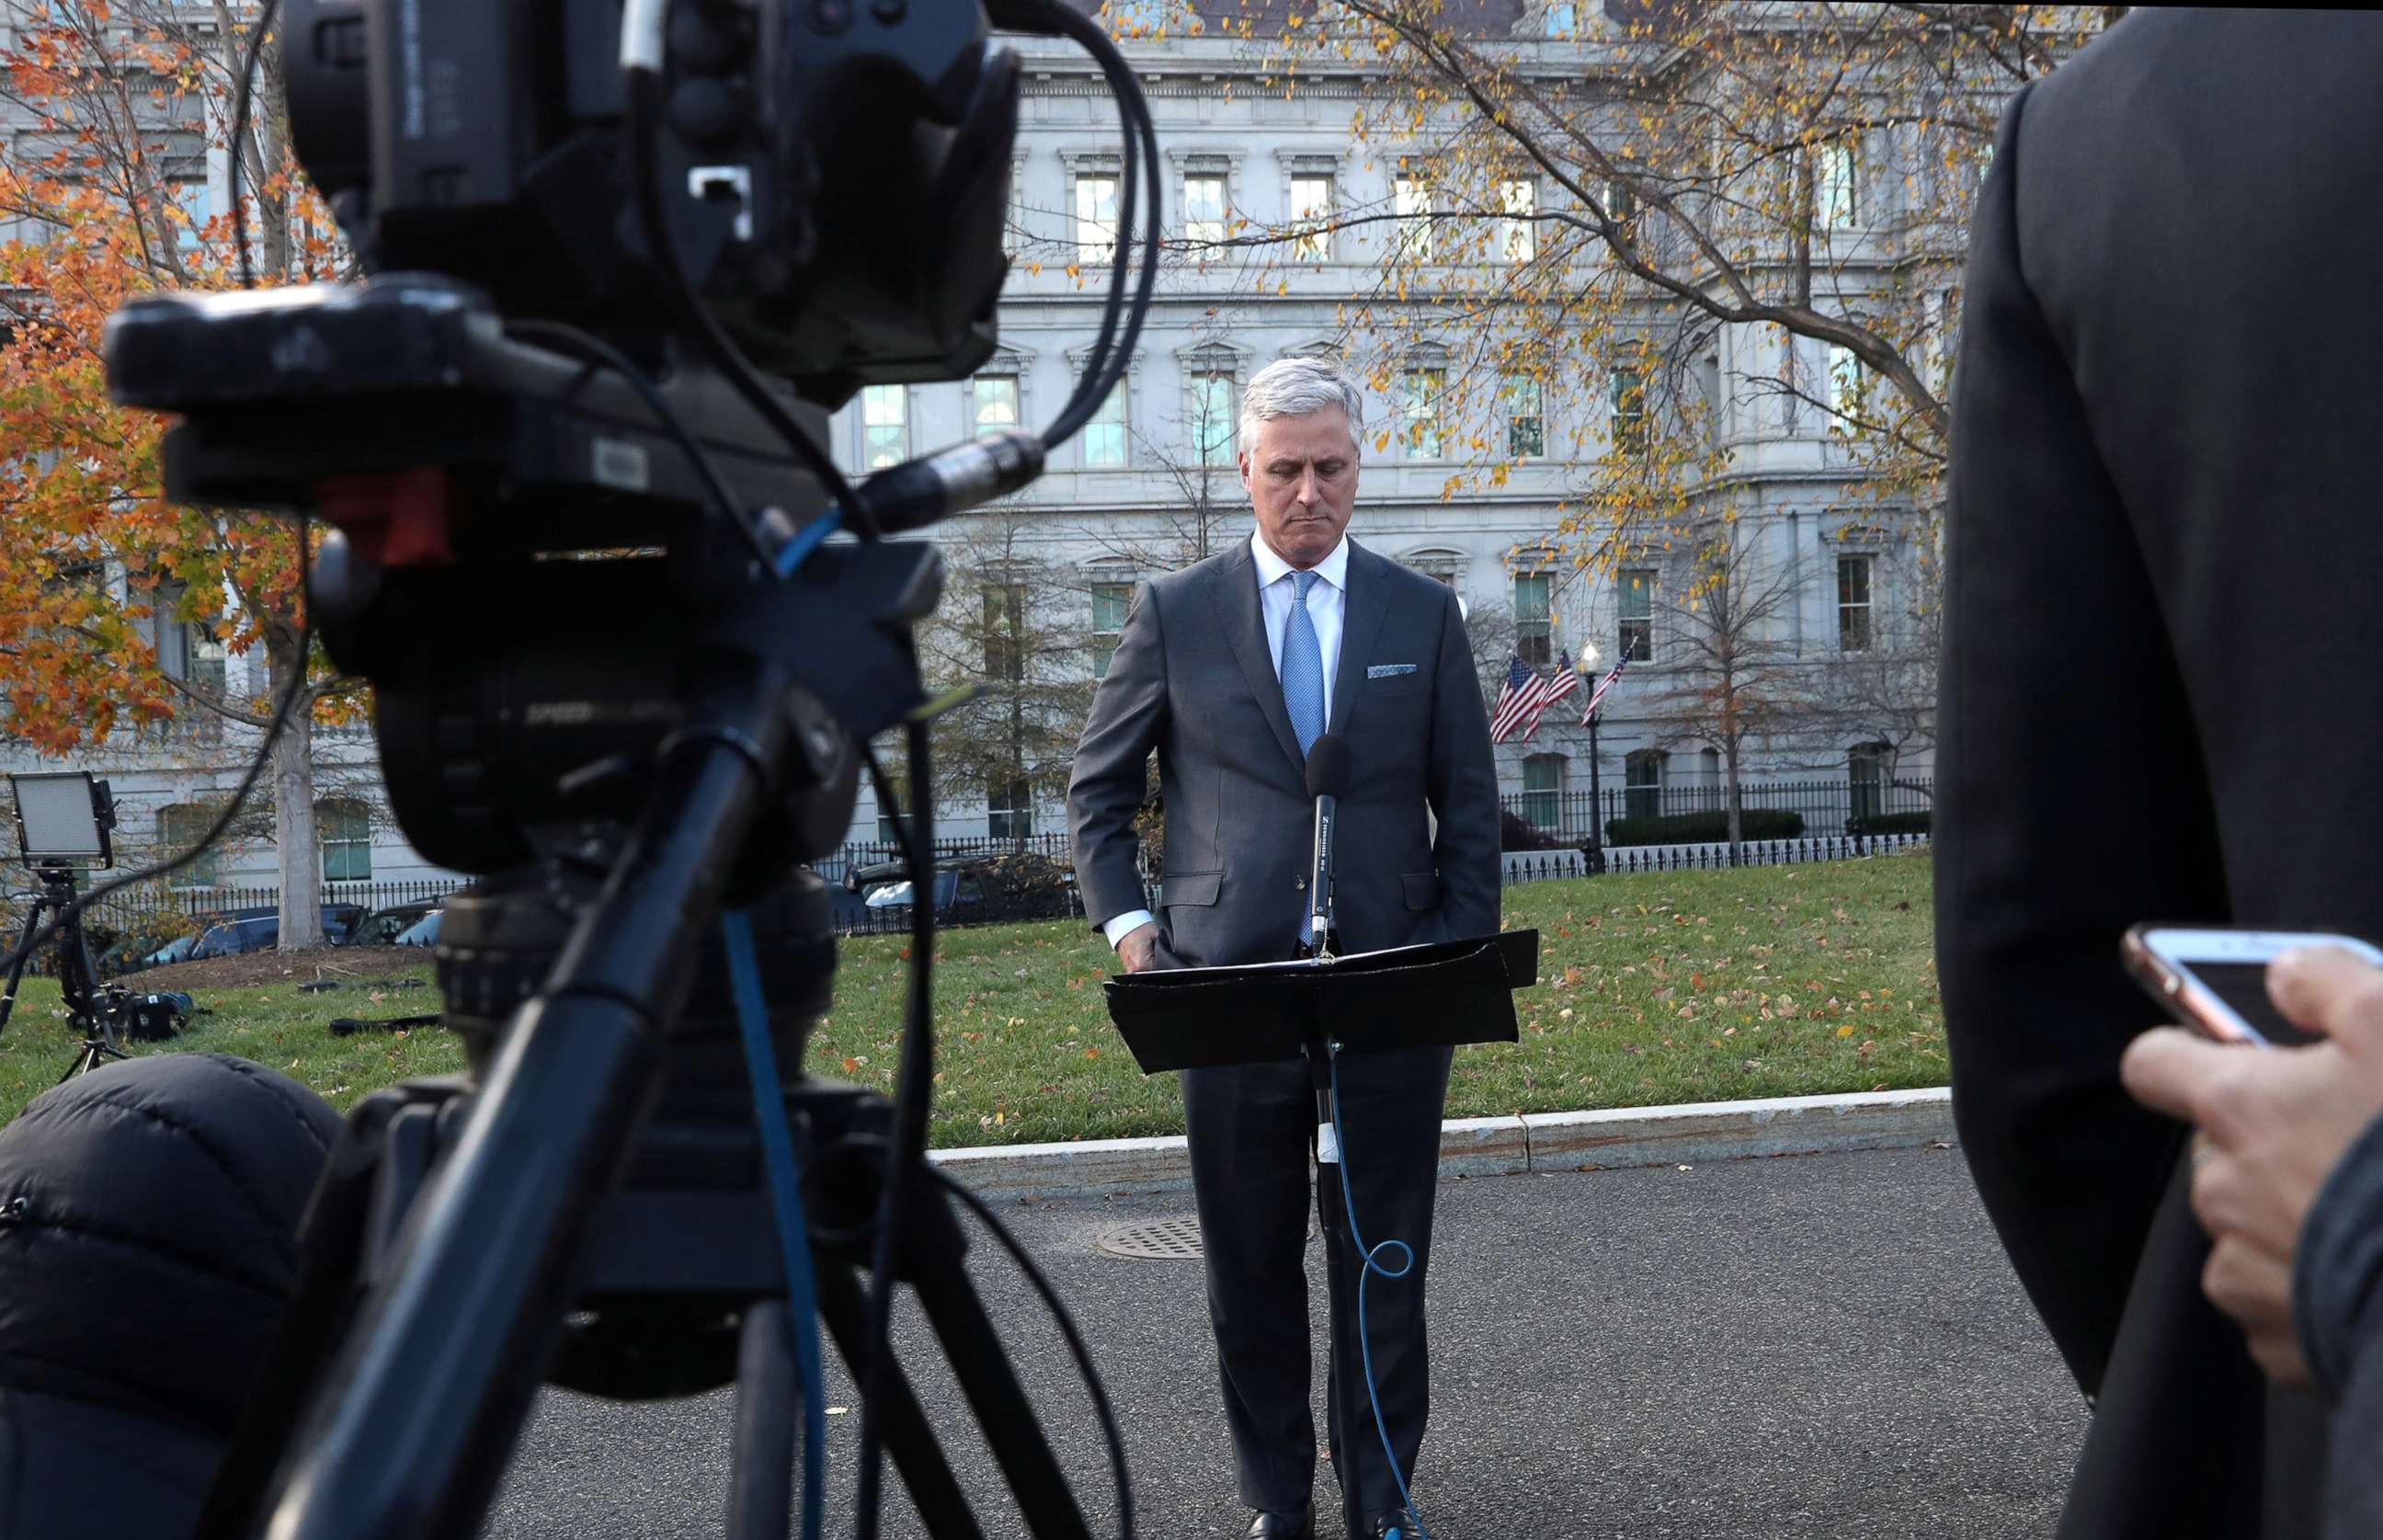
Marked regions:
[2120,946,2383,1386]
[1117,920,1167,974]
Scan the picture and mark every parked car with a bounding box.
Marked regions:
[348,899,443,947]
[392,910,441,948]
[846,852,1076,927]
[187,904,367,960]
[91,928,176,977]
[142,932,203,968]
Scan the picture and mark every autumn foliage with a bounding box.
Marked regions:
[0,0,340,755]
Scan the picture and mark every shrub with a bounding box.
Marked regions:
[1603,808,1806,847]
[1845,810,1933,838]
[1500,808,1567,851]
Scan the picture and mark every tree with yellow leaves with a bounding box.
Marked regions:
[0,0,352,947]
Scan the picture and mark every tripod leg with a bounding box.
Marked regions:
[907,1218,1094,1540]
[728,1301,796,1540]
[0,899,43,1035]
[815,1261,987,1540]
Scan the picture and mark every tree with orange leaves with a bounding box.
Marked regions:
[0,0,353,948]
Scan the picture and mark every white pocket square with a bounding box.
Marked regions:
[1367,663,1420,679]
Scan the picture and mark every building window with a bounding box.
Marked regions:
[1522,753,1566,830]
[972,373,1020,439]
[983,583,1025,681]
[1183,172,1226,246]
[1400,367,1444,459]
[1826,345,1862,425]
[1818,143,1857,229]
[1624,750,1663,821]
[1504,373,1545,459]
[1090,582,1133,679]
[987,777,1033,841]
[1607,178,1639,227]
[1608,366,1646,456]
[1499,177,1535,263]
[1617,568,1654,662]
[319,800,371,883]
[157,804,220,887]
[1192,369,1237,464]
[1083,382,1127,467]
[1850,742,1889,821]
[1837,555,1873,652]
[1544,1,1579,35]
[861,383,907,469]
[1514,572,1553,668]
[1394,175,1431,260]
[1290,174,1333,262]
[1076,173,1119,258]
[171,176,211,251]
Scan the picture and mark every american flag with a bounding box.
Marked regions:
[1581,654,1629,724]
[1489,654,1555,744]
[1512,650,1579,745]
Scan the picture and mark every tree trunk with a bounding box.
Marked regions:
[267,625,323,949]
[1724,741,1745,868]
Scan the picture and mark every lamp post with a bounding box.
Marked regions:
[1576,643,1606,875]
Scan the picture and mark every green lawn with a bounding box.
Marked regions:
[0,853,1943,1145]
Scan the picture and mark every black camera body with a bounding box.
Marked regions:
[282,0,1016,393]
[108,0,1026,878]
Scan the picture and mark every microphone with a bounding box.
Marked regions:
[1304,734,1351,957]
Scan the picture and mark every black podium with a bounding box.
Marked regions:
[1105,930,1538,1539]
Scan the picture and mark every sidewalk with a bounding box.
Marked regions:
[931,1085,1954,1198]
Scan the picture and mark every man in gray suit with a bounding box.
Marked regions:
[1068,357,1500,1540]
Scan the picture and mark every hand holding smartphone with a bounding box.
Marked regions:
[2123,926,2383,1047]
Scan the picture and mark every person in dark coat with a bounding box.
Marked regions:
[1939,10,2383,1536]
[0,1053,342,1539]
[2122,945,2383,1539]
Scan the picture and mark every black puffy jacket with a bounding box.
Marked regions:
[0,1053,340,1539]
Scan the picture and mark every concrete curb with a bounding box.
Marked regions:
[929,1086,1955,1200]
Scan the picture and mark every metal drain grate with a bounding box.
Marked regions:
[1095,1215,1204,1261]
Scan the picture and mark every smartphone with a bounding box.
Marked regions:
[2122,926,2383,1047]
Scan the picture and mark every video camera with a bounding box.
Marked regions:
[96,1,1157,1535]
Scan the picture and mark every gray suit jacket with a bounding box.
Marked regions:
[1068,535,1499,967]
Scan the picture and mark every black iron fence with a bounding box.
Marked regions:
[1502,776,1933,845]
[1500,831,1931,884]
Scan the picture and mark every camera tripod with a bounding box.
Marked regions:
[191,622,1108,1540]
[0,862,129,1082]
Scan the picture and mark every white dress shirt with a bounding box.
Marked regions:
[1103,529,1350,949]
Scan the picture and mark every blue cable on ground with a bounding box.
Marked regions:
[1328,1055,1430,1540]
[723,910,828,1540]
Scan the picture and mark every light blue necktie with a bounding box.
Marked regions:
[1283,571,1327,950]
[1281,570,1326,755]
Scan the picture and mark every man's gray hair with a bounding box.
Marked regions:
[1238,357,1365,456]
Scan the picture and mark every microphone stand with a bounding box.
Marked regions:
[1294,739,1369,1539]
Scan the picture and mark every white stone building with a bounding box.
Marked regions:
[0,4,1945,898]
